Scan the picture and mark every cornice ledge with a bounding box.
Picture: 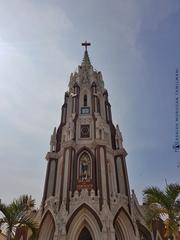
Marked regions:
[114,148,128,157]
[46,152,59,160]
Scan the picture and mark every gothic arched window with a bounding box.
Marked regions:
[79,152,91,180]
[84,94,87,106]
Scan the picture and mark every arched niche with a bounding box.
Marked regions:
[113,207,136,240]
[96,97,101,114]
[78,151,92,181]
[38,211,55,240]
[74,147,96,193]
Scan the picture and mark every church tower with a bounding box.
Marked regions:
[38,42,140,240]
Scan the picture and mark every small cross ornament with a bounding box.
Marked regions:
[81,41,91,51]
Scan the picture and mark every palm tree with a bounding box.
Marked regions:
[143,183,180,240]
[0,195,38,240]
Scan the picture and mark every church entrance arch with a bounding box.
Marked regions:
[78,227,93,240]
[66,205,102,240]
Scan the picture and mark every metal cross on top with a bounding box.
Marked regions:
[81,41,91,51]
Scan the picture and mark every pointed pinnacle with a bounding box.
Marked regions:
[82,50,91,67]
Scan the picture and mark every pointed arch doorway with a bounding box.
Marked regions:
[78,227,92,240]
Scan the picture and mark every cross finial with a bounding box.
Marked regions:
[82,41,91,51]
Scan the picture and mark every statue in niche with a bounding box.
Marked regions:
[79,153,91,180]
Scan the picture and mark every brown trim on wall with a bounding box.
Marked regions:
[92,149,96,193]
[96,96,101,115]
[91,87,97,139]
[115,154,130,197]
[96,145,103,210]
[73,115,77,141]
[66,147,73,212]
[56,123,63,152]
[94,148,98,196]
[103,146,111,209]
[56,104,67,152]
[59,149,66,209]
[71,96,73,113]
[109,122,116,149]
[61,103,67,124]
[75,87,80,115]
[91,85,95,112]
[121,155,129,197]
[104,100,116,149]
[70,148,75,195]
[114,156,120,193]
[109,104,112,122]
[73,89,80,141]
[122,155,132,214]
[56,94,68,152]
[105,101,109,123]
[42,160,51,207]
[64,105,67,123]
[93,114,97,139]
[115,154,132,214]
[53,159,58,196]
[59,147,74,210]
[72,150,78,195]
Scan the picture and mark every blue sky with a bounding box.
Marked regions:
[0,0,179,205]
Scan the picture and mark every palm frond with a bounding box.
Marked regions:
[143,183,180,239]
[144,205,161,229]
[0,203,10,219]
[165,184,180,200]
[18,195,35,211]
[0,196,37,240]
[0,218,6,229]
[143,186,167,206]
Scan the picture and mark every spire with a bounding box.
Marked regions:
[82,50,91,66]
[81,41,91,67]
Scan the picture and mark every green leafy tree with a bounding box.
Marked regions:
[143,183,180,239]
[0,195,38,240]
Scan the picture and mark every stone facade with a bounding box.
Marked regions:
[38,44,153,240]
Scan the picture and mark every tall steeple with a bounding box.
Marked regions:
[38,43,152,240]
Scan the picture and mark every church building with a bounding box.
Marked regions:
[38,42,154,240]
